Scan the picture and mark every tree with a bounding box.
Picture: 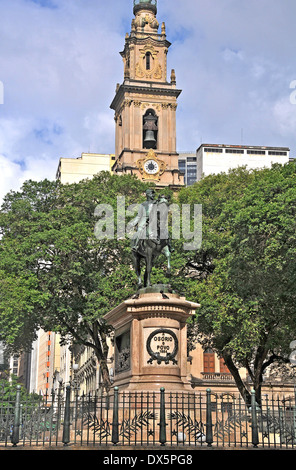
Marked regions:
[0,173,153,390]
[179,164,296,404]
[0,372,39,404]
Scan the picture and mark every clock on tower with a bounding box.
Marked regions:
[110,0,184,189]
[136,149,167,181]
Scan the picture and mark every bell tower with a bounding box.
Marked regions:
[110,0,184,188]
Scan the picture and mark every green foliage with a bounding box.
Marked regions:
[1,164,296,399]
[0,373,40,404]
[179,163,296,400]
[0,174,149,364]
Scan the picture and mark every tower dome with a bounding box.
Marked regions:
[133,0,157,16]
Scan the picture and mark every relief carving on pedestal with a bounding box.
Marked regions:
[115,330,131,374]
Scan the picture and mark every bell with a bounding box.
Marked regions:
[144,130,156,149]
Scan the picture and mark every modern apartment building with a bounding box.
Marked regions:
[196,144,290,181]
[178,153,198,186]
[56,153,115,184]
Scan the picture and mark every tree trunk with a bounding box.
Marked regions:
[96,354,112,392]
[89,322,112,392]
[222,352,251,405]
[252,346,268,405]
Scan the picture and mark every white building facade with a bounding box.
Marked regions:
[196,144,290,181]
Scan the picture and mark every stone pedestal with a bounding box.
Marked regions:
[104,284,200,391]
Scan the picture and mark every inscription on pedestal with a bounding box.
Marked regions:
[146,328,178,365]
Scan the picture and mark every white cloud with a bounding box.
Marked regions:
[0,155,23,202]
[0,152,58,203]
[161,0,296,150]
[273,97,296,137]
[222,48,244,63]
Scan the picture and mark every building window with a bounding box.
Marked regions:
[225,149,244,154]
[221,402,233,415]
[187,179,196,186]
[268,151,287,156]
[247,150,266,155]
[178,161,185,175]
[187,165,196,173]
[203,348,215,373]
[187,170,197,186]
[145,52,152,70]
[219,357,230,374]
[178,157,197,186]
[204,148,223,153]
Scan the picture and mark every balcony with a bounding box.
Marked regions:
[201,372,235,382]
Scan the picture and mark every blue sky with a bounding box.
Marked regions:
[29,0,57,8]
[0,0,296,202]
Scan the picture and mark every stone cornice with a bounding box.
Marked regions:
[104,293,200,329]
[110,82,182,111]
[121,35,171,57]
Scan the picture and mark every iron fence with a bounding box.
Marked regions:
[0,385,296,449]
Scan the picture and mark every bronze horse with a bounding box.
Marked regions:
[132,237,171,288]
[130,190,172,288]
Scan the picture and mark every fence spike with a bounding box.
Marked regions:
[62,385,71,446]
[112,387,119,445]
[2,386,296,449]
[11,385,21,447]
[159,387,167,446]
[251,389,259,448]
[206,388,213,447]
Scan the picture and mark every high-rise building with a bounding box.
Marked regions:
[178,144,290,187]
[29,330,61,396]
[178,153,198,186]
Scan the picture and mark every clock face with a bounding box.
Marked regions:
[144,159,159,175]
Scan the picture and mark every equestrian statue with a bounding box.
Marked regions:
[130,189,173,288]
